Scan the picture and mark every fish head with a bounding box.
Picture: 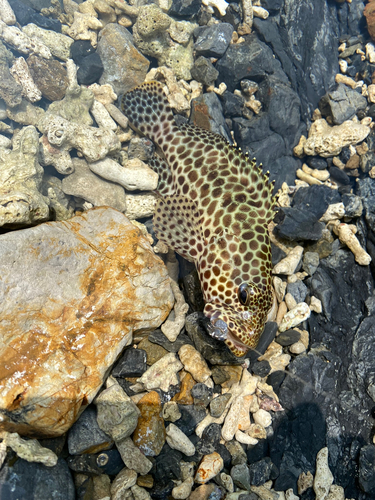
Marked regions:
[203,281,276,357]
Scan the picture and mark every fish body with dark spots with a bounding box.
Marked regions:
[121,81,277,357]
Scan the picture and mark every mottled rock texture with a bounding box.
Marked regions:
[0,208,174,437]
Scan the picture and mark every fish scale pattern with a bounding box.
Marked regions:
[121,81,276,356]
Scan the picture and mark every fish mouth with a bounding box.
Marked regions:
[206,318,228,341]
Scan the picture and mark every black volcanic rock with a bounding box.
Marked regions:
[194,23,234,58]
[169,0,202,18]
[253,2,340,122]
[216,34,286,93]
[8,0,61,31]
[77,52,104,85]
[190,56,219,86]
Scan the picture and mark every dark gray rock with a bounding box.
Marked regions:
[148,329,193,352]
[306,156,328,170]
[356,178,375,232]
[261,0,283,12]
[222,2,242,29]
[68,406,113,455]
[247,439,269,464]
[8,0,61,31]
[274,207,325,242]
[271,243,287,266]
[359,130,375,173]
[278,2,340,121]
[266,370,286,394]
[0,458,75,500]
[216,34,286,93]
[209,393,231,418]
[219,91,245,118]
[185,312,244,365]
[254,3,340,121]
[169,0,202,18]
[191,383,213,407]
[302,251,320,276]
[231,463,251,490]
[67,449,124,476]
[193,23,234,58]
[175,404,207,436]
[348,316,375,404]
[190,92,231,142]
[152,446,182,485]
[359,445,375,494]
[287,281,308,303]
[112,348,147,377]
[196,423,221,455]
[337,0,366,37]
[190,56,219,86]
[274,184,341,241]
[275,330,301,347]
[77,52,104,85]
[233,126,286,168]
[342,193,363,219]
[249,457,277,486]
[238,494,259,500]
[257,76,302,149]
[329,166,351,186]
[251,360,271,377]
[309,249,372,331]
[233,114,271,144]
[319,84,367,125]
[70,40,96,65]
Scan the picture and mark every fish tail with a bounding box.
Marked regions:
[120,81,177,144]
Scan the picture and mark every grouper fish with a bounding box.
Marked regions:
[121,81,277,357]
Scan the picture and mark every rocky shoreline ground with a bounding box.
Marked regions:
[0,0,375,499]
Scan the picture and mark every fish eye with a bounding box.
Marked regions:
[238,283,249,306]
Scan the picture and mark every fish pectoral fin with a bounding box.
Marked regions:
[153,195,204,263]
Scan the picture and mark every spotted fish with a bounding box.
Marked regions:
[121,81,277,357]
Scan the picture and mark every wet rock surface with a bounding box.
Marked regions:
[0,0,375,498]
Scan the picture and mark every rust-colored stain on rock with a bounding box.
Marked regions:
[0,208,174,437]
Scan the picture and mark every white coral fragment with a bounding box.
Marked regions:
[0,0,16,25]
[136,353,183,392]
[0,432,58,467]
[0,20,51,58]
[10,57,42,103]
[89,157,158,191]
[161,279,189,342]
[278,302,311,332]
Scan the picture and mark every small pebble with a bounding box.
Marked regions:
[172,477,194,499]
[166,423,196,457]
[195,452,224,484]
[275,329,301,347]
[252,409,272,428]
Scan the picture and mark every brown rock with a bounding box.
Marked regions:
[172,371,195,405]
[0,208,174,437]
[27,55,68,101]
[345,154,360,170]
[137,338,168,365]
[133,391,166,456]
[97,23,149,95]
[365,0,375,41]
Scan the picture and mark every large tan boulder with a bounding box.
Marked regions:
[0,208,174,437]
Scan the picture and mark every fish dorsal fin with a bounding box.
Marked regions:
[121,81,178,144]
[153,195,204,263]
[179,123,276,218]
[148,154,175,196]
